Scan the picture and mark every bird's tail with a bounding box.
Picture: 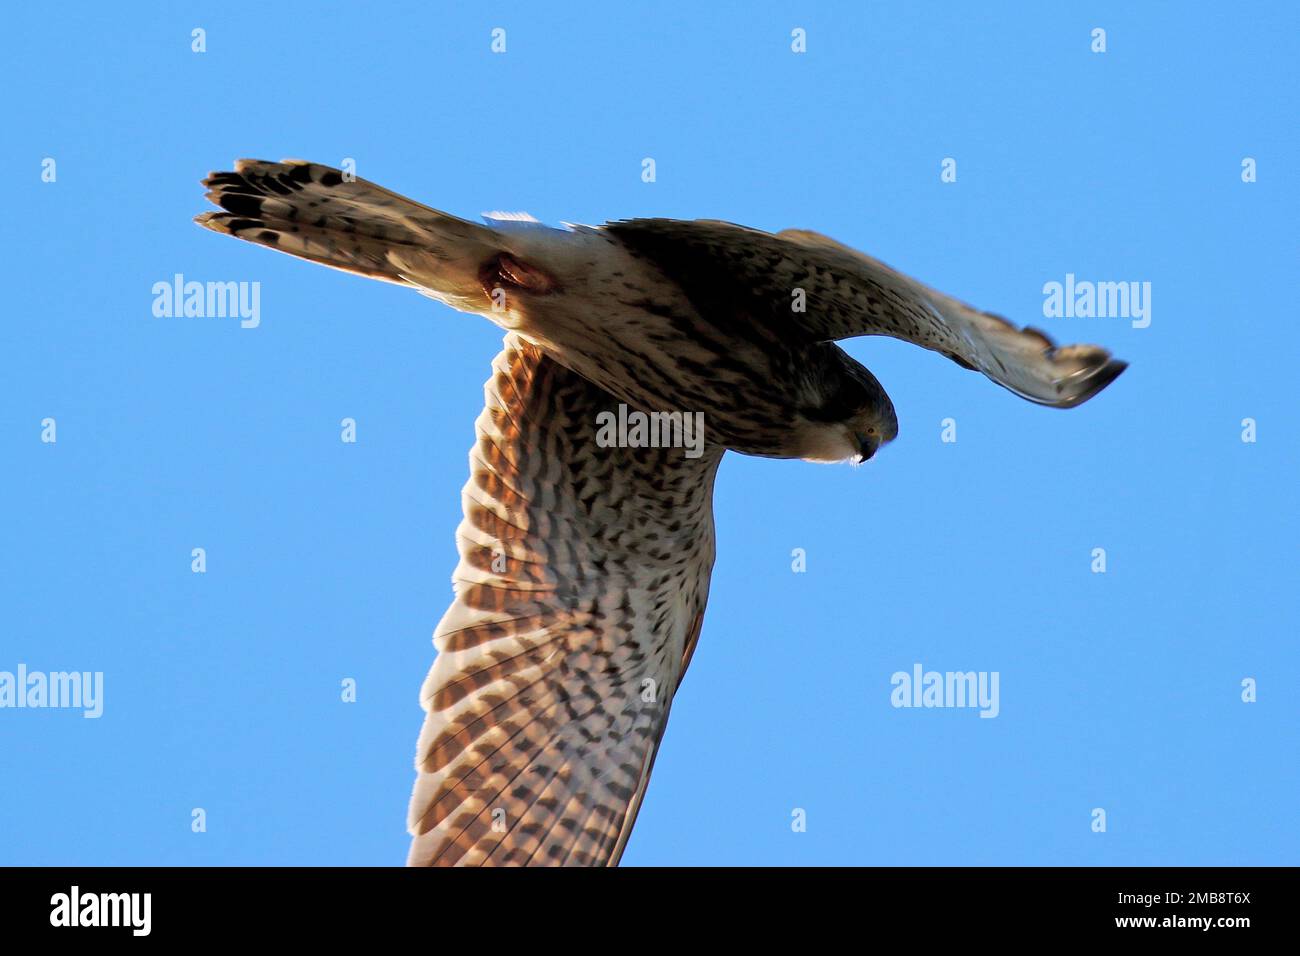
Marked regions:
[195,159,499,312]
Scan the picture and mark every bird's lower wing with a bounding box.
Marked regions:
[407,335,723,866]
[606,219,1126,408]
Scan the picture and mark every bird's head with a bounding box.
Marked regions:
[846,403,899,464]
[796,347,898,465]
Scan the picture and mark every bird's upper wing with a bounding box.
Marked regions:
[605,219,1126,408]
[407,335,723,866]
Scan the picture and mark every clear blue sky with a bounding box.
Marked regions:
[2,1,1296,866]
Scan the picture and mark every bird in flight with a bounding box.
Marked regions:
[197,159,1126,866]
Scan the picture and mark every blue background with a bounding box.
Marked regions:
[2,1,1296,865]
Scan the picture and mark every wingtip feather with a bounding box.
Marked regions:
[1053,356,1128,408]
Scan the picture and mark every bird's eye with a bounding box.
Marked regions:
[865,427,876,435]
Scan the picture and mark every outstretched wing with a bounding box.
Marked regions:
[407,335,723,866]
[605,219,1126,408]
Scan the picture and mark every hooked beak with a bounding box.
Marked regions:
[856,432,881,464]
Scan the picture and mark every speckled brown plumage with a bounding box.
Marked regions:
[196,159,1127,866]
[407,338,721,865]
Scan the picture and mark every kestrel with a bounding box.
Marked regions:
[197,159,1126,866]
